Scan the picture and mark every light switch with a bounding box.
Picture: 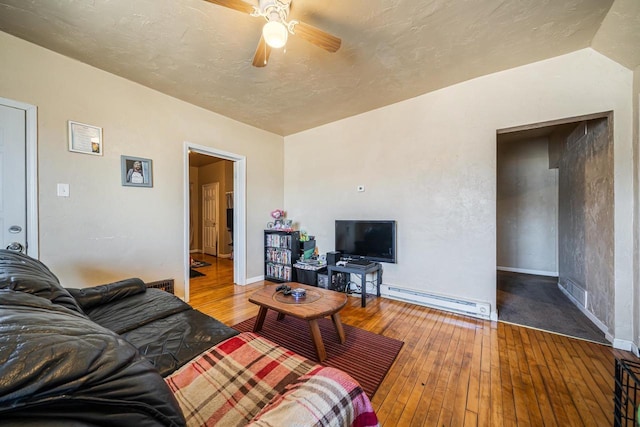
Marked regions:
[57,183,69,197]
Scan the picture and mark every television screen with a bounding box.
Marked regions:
[335,220,396,263]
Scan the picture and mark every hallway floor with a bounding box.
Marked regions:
[497,271,609,345]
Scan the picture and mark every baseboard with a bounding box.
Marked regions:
[613,338,638,354]
[246,275,264,285]
[606,332,616,343]
[612,340,639,356]
[557,283,611,341]
[497,266,558,277]
[189,249,202,253]
[218,252,232,259]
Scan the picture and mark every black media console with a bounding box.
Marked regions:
[327,262,382,308]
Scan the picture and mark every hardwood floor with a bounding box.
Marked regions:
[188,254,637,426]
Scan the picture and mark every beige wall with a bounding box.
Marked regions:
[0,31,284,298]
[634,64,640,351]
[189,166,200,251]
[222,161,233,252]
[284,48,634,340]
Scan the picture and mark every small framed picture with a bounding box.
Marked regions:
[68,120,103,156]
[121,155,153,187]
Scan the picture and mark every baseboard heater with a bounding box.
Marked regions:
[386,286,491,320]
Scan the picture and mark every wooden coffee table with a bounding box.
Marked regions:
[249,282,348,362]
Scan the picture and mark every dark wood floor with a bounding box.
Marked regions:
[189,253,637,426]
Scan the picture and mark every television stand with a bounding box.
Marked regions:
[327,262,382,308]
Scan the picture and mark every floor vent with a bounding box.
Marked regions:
[146,278,174,294]
[559,278,587,308]
[386,286,491,320]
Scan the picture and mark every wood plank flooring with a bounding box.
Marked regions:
[188,254,638,426]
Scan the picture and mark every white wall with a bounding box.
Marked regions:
[0,31,284,297]
[284,48,634,338]
[497,137,558,275]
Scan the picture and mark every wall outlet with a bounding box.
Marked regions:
[357,185,365,192]
[57,183,69,197]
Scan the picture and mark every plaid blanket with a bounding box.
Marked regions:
[165,332,379,427]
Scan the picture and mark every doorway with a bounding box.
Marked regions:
[0,97,38,257]
[183,142,246,303]
[496,112,614,343]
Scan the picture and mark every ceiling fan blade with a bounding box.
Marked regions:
[293,21,341,53]
[202,0,254,14]
[252,35,272,67]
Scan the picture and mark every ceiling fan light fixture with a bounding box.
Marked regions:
[262,21,288,48]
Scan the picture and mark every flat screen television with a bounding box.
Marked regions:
[335,220,396,263]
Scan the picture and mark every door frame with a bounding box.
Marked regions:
[183,141,246,302]
[202,182,219,256]
[0,97,38,257]
[495,111,615,331]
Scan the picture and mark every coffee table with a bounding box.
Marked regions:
[249,282,348,362]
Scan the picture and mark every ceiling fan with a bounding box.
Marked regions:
[203,0,341,67]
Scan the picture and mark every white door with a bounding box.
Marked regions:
[202,183,219,256]
[0,104,27,254]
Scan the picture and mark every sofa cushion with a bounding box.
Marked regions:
[0,289,186,427]
[67,278,147,310]
[0,250,84,314]
[122,308,239,376]
[83,288,191,334]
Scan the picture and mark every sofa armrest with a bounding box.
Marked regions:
[0,250,85,315]
[67,278,147,310]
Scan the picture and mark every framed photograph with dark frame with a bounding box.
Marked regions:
[121,155,153,187]
[68,120,103,156]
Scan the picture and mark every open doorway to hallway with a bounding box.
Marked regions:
[183,142,246,302]
[188,151,234,292]
[496,112,613,344]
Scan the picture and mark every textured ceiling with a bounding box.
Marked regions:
[0,0,637,136]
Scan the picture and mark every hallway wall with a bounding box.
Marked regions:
[497,137,558,275]
[558,118,614,332]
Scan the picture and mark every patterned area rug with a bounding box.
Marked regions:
[232,311,403,398]
[191,260,211,268]
[189,268,205,278]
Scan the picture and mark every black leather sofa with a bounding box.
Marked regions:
[0,250,238,426]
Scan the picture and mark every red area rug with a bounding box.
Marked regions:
[232,311,403,398]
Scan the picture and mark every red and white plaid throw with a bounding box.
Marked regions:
[165,332,379,427]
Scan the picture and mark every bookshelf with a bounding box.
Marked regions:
[264,230,300,283]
